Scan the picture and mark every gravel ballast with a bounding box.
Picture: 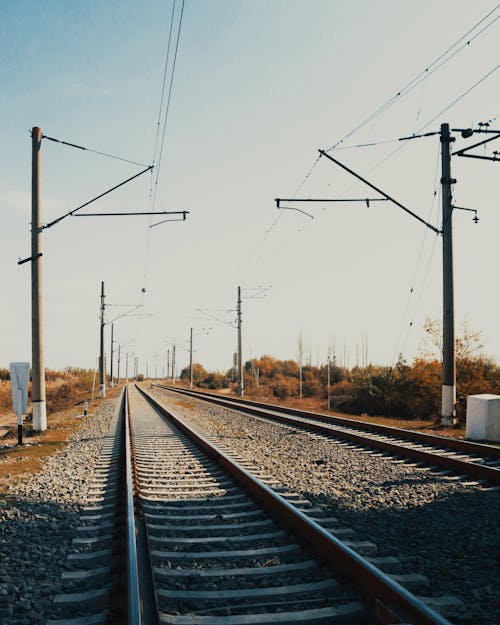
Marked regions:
[0,396,119,625]
[150,387,500,625]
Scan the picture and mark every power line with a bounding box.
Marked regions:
[41,134,150,167]
[152,0,185,213]
[419,63,499,132]
[257,7,499,275]
[151,0,177,172]
[392,144,440,363]
[137,0,186,356]
[140,0,185,302]
[325,5,499,152]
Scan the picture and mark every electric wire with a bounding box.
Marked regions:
[400,231,440,358]
[231,7,499,285]
[136,0,185,366]
[325,5,499,152]
[417,63,500,132]
[41,134,150,167]
[142,0,185,277]
[392,144,440,364]
[151,0,185,214]
[140,0,178,303]
[337,62,500,201]
[225,155,321,283]
[258,62,498,300]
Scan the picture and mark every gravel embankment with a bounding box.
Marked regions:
[0,396,119,625]
[151,387,499,625]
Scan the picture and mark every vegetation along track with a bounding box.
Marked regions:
[156,385,500,487]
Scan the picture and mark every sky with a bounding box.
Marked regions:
[1,0,499,377]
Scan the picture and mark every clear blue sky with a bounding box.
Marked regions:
[1,1,499,375]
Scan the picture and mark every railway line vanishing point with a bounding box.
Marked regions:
[45,384,470,625]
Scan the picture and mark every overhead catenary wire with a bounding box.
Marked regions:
[151,0,185,214]
[324,4,499,152]
[139,0,185,307]
[41,134,150,167]
[132,1,186,369]
[392,144,441,364]
[418,63,499,132]
[230,7,499,285]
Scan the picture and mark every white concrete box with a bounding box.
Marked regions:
[465,394,500,442]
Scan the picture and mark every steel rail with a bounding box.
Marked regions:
[155,385,500,485]
[162,386,500,459]
[125,386,142,625]
[137,384,451,625]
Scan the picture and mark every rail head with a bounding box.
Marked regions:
[125,385,142,625]
[153,384,500,484]
[138,383,452,625]
[157,383,500,459]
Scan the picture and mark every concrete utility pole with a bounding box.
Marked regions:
[189,327,194,389]
[31,127,46,431]
[167,348,170,379]
[237,286,244,396]
[117,344,121,383]
[440,123,456,425]
[327,356,331,411]
[110,323,114,389]
[172,345,176,384]
[99,281,106,397]
[125,352,129,382]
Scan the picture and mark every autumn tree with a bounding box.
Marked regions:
[419,317,483,363]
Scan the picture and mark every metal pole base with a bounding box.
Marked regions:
[17,425,23,446]
[32,401,47,431]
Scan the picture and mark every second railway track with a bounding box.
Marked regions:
[154,385,500,486]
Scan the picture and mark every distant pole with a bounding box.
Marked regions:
[146,360,149,379]
[110,323,114,389]
[172,345,176,384]
[31,126,46,431]
[299,363,303,399]
[440,122,456,425]
[237,286,243,396]
[189,327,193,389]
[99,281,105,397]
[125,352,129,382]
[167,348,170,379]
[327,356,331,411]
[117,344,121,383]
[155,362,157,379]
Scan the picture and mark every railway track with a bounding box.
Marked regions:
[47,384,462,625]
[154,385,500,486]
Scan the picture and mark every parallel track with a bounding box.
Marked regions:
[155,385,500,486]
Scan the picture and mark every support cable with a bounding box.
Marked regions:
[325,5,499,152]
[41,134,150,167]
[140,0,185,307]
[392,144,440,363]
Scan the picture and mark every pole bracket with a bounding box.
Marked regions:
[17,252,42,266]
